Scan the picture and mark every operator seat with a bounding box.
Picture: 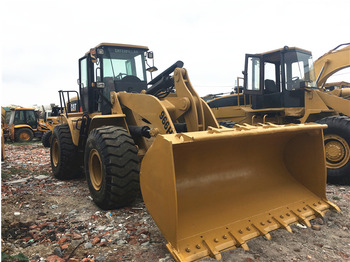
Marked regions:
[104,76,146,93]
[264,79,278,94]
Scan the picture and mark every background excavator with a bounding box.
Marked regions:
[2,108,55,143]
[208,44,350,184]
[314,43,350,89]
[50,43,338,262]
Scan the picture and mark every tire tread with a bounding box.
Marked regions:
[85,126,140,209]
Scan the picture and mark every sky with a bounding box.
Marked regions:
[1,0,350,108]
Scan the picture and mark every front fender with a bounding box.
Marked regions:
[59,113,127,147]
[14,124,33,130]
[88,114,127,134]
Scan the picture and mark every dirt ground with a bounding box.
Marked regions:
[1,142,350,262]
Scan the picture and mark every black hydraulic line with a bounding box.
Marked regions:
[128,126,151,138]
[332,43,350,51]
[146,61,184,96]
[148,61,184,85]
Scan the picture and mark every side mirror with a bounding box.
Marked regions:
[145,51,158,76]
[147,66,158,73]
[147,51,154,59]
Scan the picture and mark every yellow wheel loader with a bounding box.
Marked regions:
[50,43,339,262]
[40,116,61,147]
[208,45,350,184]
[41,97,80,148]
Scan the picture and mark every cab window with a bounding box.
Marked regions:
[246,57,261,92]
[14,111,25,124]
[102,47,146,81]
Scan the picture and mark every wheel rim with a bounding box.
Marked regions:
[89,149,103,190]
[324,134,350,169]
[52,138,59,167]
[20,131,30,141]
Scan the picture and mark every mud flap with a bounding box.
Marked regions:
[140,123,340,262]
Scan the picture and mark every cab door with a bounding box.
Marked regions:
[25,110,37,129]
[79,56,97,113]
[243,54,263,95]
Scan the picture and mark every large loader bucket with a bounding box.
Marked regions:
[140,123,340,262]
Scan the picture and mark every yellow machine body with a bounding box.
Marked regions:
[141,123,339,262]
[53,43,339,262]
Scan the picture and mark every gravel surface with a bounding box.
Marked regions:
[1,142,350,262]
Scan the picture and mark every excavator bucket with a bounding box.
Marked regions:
[140,123,340,262]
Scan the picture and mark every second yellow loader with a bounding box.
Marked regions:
[207,44,350,184]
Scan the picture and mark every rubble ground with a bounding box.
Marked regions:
[1,142,350,262]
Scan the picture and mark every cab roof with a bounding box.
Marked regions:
[255,47,313,64]
[259,46,312,56]
[12,108,35,111]
[85,42,149,55]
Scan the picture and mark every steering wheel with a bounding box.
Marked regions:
[116,73,128,80]
[289,77,301,90]
[120,75,141,82]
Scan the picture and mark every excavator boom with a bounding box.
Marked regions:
[314,43,350,88]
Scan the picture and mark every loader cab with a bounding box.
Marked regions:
[9,109,38,129]
[243,47,315,109]
[78,43,152,114]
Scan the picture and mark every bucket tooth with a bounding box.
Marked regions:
[203,240,222,260]
[251,223,272,240]
[307,204,325,217]
[323,199,341,212]
[228,231,249,251]
[166,243,188,262]
[290,210,311,227]
[272,216,293,233]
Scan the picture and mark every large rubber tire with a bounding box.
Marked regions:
[219,120,237,128]
[50,125,82,180]
[41,130,52,148]
[317,116,350,184]
[84,126,140,210]
[15,128,34,142]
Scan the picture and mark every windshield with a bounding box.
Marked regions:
[103,47,146,81]
[284,50,315,89]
